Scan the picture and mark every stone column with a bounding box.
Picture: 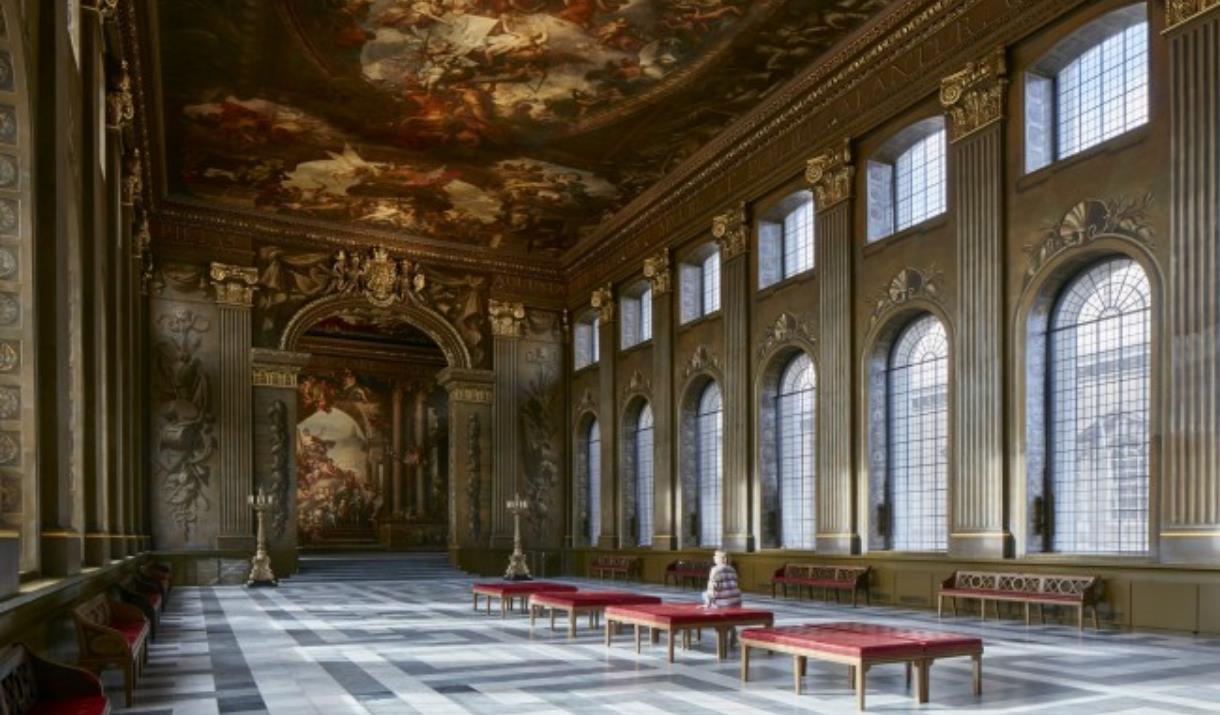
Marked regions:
[644,250,676,550]
[210,263,259,551]
[712,204,753,552]
[391,383,405,516]
[1162,2,1220,562]
[941,50,1011,559]
[806,141,858,555]
[251,349,308,577]
[591,286,618,548]
[488,300,526,548]
[438,368,495,555]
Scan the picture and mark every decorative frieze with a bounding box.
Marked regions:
[209,263,259,307]
[805,140,854,210]
[488,299,527,338]
[106,61,134,129]
[250,348,309,388]
[869,267,945,327]
[642,249,672,295]
[711,202,748,259]
[1166,0,1220,29]
[681,345,720,381]
[621,369,651,403]
[575,388,597,417]
[940,49,1008,142]
[590,285,615,322]
[1023,195,1154,288]
[756,312,816,360]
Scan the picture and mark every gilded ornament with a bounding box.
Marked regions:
[448,383,493,404]
[1024,194,1154,288]
[590,285,614,322]
[621,369,651,403]
[805,140,854,210]
[0,340,18,372]
[0,386,18,419]
[756,312,816,360]
[575,388,597,417]
[940,49,1008,142]
[106,61,135,129]
[682,345,720,380]
[209,262,259,306]
[0,155,17,188]
[0,431,16,465]
[0,293,18,326]
[488,299,527,338]
[121,149,142,206]
[0,247,15,279]
[0,198,16,234]
[869,267,944,326]
[711,202,748,259]
[642,249,671,294]
[331,247,426,309]
[1166,0,1220,29]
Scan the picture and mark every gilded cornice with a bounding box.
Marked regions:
[939,48,1008,142]
[1166,0,1220,30]
[711,203,748,259]
[250,348,310,388]
[209,262,259,307]
[488,299,527,338]
[590,285,615,322]
[642,249,672,295]
[805,140,854,210]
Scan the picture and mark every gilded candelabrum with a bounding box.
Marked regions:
[247,487,278,587]
[504,493,532,581]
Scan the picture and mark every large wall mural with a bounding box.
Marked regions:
[156,0,889,256]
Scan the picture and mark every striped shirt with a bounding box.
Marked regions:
[703,564,742,609]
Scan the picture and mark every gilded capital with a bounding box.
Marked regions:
[1167,0,1220,29]
[642,249,672,295]
[711,202,748,259]
[209,262,259,306]
[590,285,615,322]
[488,298,527,338]
[940,48,1008,142]
[106,61,134,129]
[805,139,854,210]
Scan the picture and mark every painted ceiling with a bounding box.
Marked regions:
[156,0,889,258]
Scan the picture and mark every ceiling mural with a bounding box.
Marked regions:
[157,0,890,257]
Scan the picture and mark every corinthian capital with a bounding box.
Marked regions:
[940,48,1008,142]
[805,139,854,210]
[643,248,671,295]
[1166,0,1220,30]
[590,285,615,322]
[711,202,748,259]
[488,299,526,338]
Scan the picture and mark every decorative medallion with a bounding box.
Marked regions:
[1167,0,1220,29]
[0,293,17,326]
[590,285,614,322]
[1024,194,1154,288]
[575,388,597,417]
[869,267,944,327]
[0,106,14,145]
[940,49,1008,142]
[0,247,17,280]
[332,247,426,309]
[682,345,720,381]
[0,431,18,465]
[643,249,672,295]
[756,312,816,360]
[711,202,748,259]
[209,262,259,306]
[488,299,527,338]
[0,155,16,189]
[0,386,17,419]
[621,369,651,403]
[0,198,16,235]
[0,341,18,372]
[805,140,854,209]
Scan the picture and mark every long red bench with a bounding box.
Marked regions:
[938,570,1101,630]
[0,643,110,715]
[471,581,577,618]
[588,555,639,581]
[663,559,712,589]
[528,591,661,638]
[72,594,150,707]
[604,603,774,662]
[770,563,871,606]
[740,622,982,711]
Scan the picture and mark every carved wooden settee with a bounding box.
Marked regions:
[588,555,639,581]
[664,559,713,589]
[72,593,150,706]
[938,570,1102,629]
[139,562,172,605]
[119,575,165,641]
[0,643,110,715]
[770,563,871,606]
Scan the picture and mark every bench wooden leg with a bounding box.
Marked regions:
[529,604,536,627]
[651,627,660,644]
[604,616,612,647]
[570,610,578,639]
[667,629,675,663]
[1024,602,1031,625]
[794,655,803,695]
[715,627,724,660]
[473,592,478,611]
[972,653,983,696]
[905,661,912,689]
[123,661,135,707]
[1092,605,1100,630]
[937,594,943,618]
[635,624,641,654]
[550,608,556,631]
[741,643,751,682]
[916,660,930,704]
[1039,603,1046,624]
[856,663,868,711]
[951,596,957,617]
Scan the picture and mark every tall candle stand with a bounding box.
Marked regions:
[504,493,532,581]
[247,487,278,587]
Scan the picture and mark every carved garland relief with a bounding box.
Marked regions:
[869,267,945,328]
[1023,194,1155,288]
[266,400,289,539]
[756,312,817,361]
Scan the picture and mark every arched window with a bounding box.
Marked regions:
[777,353,816,549]
[888,315,949,551]
[586,419,601,545]
[867,119,947,242]
[1047,257,1150,553]
[1025,4,1148,172]
[759,191,815,289]
[633,404,654,546]
[697,382,723,547]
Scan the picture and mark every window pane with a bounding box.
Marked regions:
[1049,257,1150,554]
[894,129,946,231]
[782,196,815,278]
[697,383,723,547]
[591,316,600,363]
[888,316,949,551]
[588,420,601,545]
[1056,23,1148,159]
[702,252,721,315]
[636,404,654,546]
[640,287,652,342]
[778,353,816,549]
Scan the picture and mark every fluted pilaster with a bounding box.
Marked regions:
[646,250,676,549]
[489,300,525,547]
[210,263,257,549]
[593,287,618,548]
[714,205,752,552]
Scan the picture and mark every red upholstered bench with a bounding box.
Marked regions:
[604,603,774,662]
[740,622,983,711]
[663,559,712,589]
[589,555,639,581]
[119,577,164,641]
[72,594,150,707]
[140,563,172,605]
[938,571,1101,629]
[0,643,110,715]
[770,564,871,606]
[471,581,578,618]
[528,591,662,638]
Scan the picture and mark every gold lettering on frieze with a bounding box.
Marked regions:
[590,285,614,322]
[804,140,854,210]
[1166,0,1220,30]
[210,263,259,306]
[940,48,1008,143]
[488,299,526,338]
[711,202,748,259]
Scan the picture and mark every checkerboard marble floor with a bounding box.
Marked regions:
[108,555,1220,714]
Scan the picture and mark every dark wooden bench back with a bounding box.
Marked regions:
[948,571,1099,598]
[74,593,113,626]
[592,555,635,568]
[667,559,713,573]
[777,563,869,583]
[0,644,39,715]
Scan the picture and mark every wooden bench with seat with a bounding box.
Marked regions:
[663,559,712,589]
[770,563,871,606]
[119,576,165,641]
[0,643,110,715]
[938,570,1102,630]
[72,593,151,707]
[604,603,775,663]
[471,581,578,618]
[588,555,639,581]
[139,562,172,605]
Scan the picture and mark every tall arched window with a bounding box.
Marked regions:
[888,315,949,551]
[778,353,816,549]
[1048,257,1150,553]
[697,382,723,547]
[586,419,601,545]
[633,404,654,546]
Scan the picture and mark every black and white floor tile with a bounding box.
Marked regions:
[107,553,1220,714]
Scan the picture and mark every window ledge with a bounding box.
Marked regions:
[619,339,653,356]
[573,362,600,376]
[862,214,948,257]
[678,311,722,332]
[0,554,144,618]
[1018,124,1150,192]
[757,269,815,298]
